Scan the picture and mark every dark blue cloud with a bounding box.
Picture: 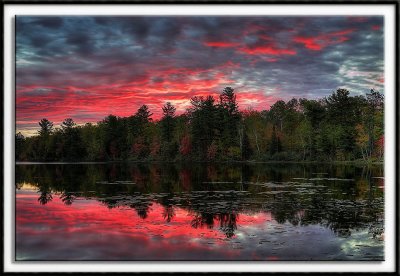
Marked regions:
[16,16,384,135]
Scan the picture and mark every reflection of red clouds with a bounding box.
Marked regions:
[294,29,355,51]
[16,190,279,260]
[17,192,269,245]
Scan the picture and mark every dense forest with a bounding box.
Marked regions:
[15,87,384,162]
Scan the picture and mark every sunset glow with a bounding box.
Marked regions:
[16,16,384,136]
[16,189,273,260]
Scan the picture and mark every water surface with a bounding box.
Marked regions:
[16,163,384,261]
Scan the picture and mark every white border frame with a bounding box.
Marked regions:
[3,3,397,273]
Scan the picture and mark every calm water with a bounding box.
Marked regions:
[15,163,384,261]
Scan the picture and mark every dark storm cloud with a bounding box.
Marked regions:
[65,32,94,56]
[32,17,64,29]
[16,16,384,135]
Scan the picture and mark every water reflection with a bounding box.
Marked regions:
[16,163,384,260]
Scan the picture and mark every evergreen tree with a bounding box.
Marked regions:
[364,90,384,158]
[37,118,54,160]
[219,87,241,149]
[16,87,384,163]
[324,88,362,158]
[189,96,219,160]
[161,102,176,142]
[38,118,54,136]
[136,105,153,123]
[128,105,153,159]
[61,118,76,130]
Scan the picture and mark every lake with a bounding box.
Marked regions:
[15,162,384,261]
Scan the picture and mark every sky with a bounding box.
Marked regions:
[16,16,384,136]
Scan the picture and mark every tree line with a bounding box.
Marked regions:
[15,87,384,162]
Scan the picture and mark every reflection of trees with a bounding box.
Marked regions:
[137,206,150,219]
[37,189,53,205]
[187,191,241,238]
[99,193,154,219]
[55,165,87,206]
[17,163,384,239]
[60,193,76,206]
[323,200,365,238]
[217,213,238,238]
[99,197,120,209]
[162,205,175,223]
[299,196,383,237]
[159,191,176,223]
[190,211,238,238]
[132,165,151,191]
[369,219,384,239]
[136,207,149,219]
[288,210,304,226]
[191,212,215,229]
[129,198,152,219]
[269,193,300,224]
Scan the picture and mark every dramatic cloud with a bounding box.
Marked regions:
[238,46,297,56]
[293,29,355,51]
[16,16,384,136]
[204,41,240,48]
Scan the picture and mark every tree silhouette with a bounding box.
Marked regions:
[37,189,53,205]
[38,118,53,136]
[218,212,238,238]
[162,205,175,223]
[16,88,384,162]
[136,105,153,123]
[161,102,176,142]
[61,118,76,130]
[16,132,25,160]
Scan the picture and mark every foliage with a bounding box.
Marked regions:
[16,88,384,162]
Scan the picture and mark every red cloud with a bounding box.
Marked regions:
[293,37,323,51]
[238,46,296,56]
[17,83,280,136]
[294,28,355,51]
[244,24,267,35]
[16,65,241,134]
[371,25,381,31]
[346,17,369,23]
[236,91,278,111]
[204,41,240,48]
